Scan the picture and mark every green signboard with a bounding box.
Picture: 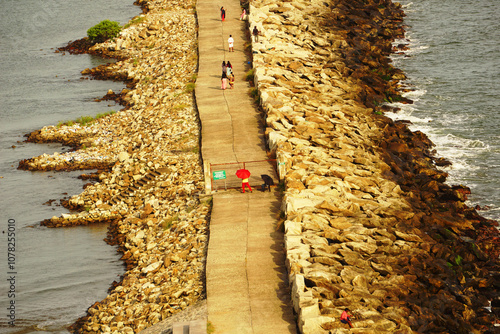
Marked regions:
[213,170,226,180]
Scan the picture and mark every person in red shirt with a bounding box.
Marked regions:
[340,308,353,328]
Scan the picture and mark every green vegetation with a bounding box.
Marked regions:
[277,180,286,192]
[87,20,121,43]
[245,69,255,83]
[123,16,147,29]
[183,74,198,94]
[161,215,179,230]
[249,87,260,104]
[57,111,116,128]
[185,82,196,93]
[207,322,215,334]
[173,104,188,111]
[182,146,199,154]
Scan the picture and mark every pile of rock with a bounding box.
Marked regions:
[249,0,499,332]
[20,0,211,333]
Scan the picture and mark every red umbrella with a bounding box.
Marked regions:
[236,169,251,179]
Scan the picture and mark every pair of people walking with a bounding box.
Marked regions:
[221,61,234,90]
[221,72,234,90]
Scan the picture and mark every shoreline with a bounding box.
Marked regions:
[18,0,500,332]
[248,0,499,331]
[21,0,210,332]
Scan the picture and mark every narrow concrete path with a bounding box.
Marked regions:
[196,0,297,333]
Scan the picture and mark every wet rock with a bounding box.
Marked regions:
[250,0,500,331]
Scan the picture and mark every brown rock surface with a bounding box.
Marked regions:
[250,0,500,332]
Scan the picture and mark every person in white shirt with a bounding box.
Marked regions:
[228,35,234,52]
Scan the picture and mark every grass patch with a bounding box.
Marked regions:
[173,104,188,111]
[161,215,179,230]
[182,146,199,154]
[249,87,260,104]
[123,16,147,29]
[57,111,116,128]
[277,180,286,192]
[245,69,255,83]
[185,82,196,93]
[207,322,215,334]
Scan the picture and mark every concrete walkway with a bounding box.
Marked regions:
[196,0,297,333]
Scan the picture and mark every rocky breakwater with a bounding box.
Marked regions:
[19,0,209,333]
[249,0,499,332]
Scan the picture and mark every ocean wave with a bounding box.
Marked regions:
[438,134,488,150]
[402,87,427,100]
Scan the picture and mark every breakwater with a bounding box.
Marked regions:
[19,0,210,332]
[249,0,499,332]
[17,0,499,333]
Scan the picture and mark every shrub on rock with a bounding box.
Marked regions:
[87,20,121,43]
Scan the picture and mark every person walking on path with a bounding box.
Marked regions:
[226,61,233,76]
[220,7,226,21]
[228,74,234,89]
[228,35,234,52]
[241,177,252,193]
[340,308,353,328]
[240,8,246,20]
[252,26,259,42]
[221,71,228,90]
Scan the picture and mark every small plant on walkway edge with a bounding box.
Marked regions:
[185,82,196,93]
[207,321,215,334]
[245,68,255,86]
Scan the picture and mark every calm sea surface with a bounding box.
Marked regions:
[388,0,500,221]
[0,1,139,333]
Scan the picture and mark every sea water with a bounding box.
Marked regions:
[387,0,500,221]
[0,1,139,332]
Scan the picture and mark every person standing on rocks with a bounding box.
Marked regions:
[340,308,353,328]
[220,7,226,21]
[252,26,259,42]
[228,35,234,52]
[240,8,246,20]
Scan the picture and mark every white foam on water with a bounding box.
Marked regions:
[402,87,427,101]
[401,2,413,9]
